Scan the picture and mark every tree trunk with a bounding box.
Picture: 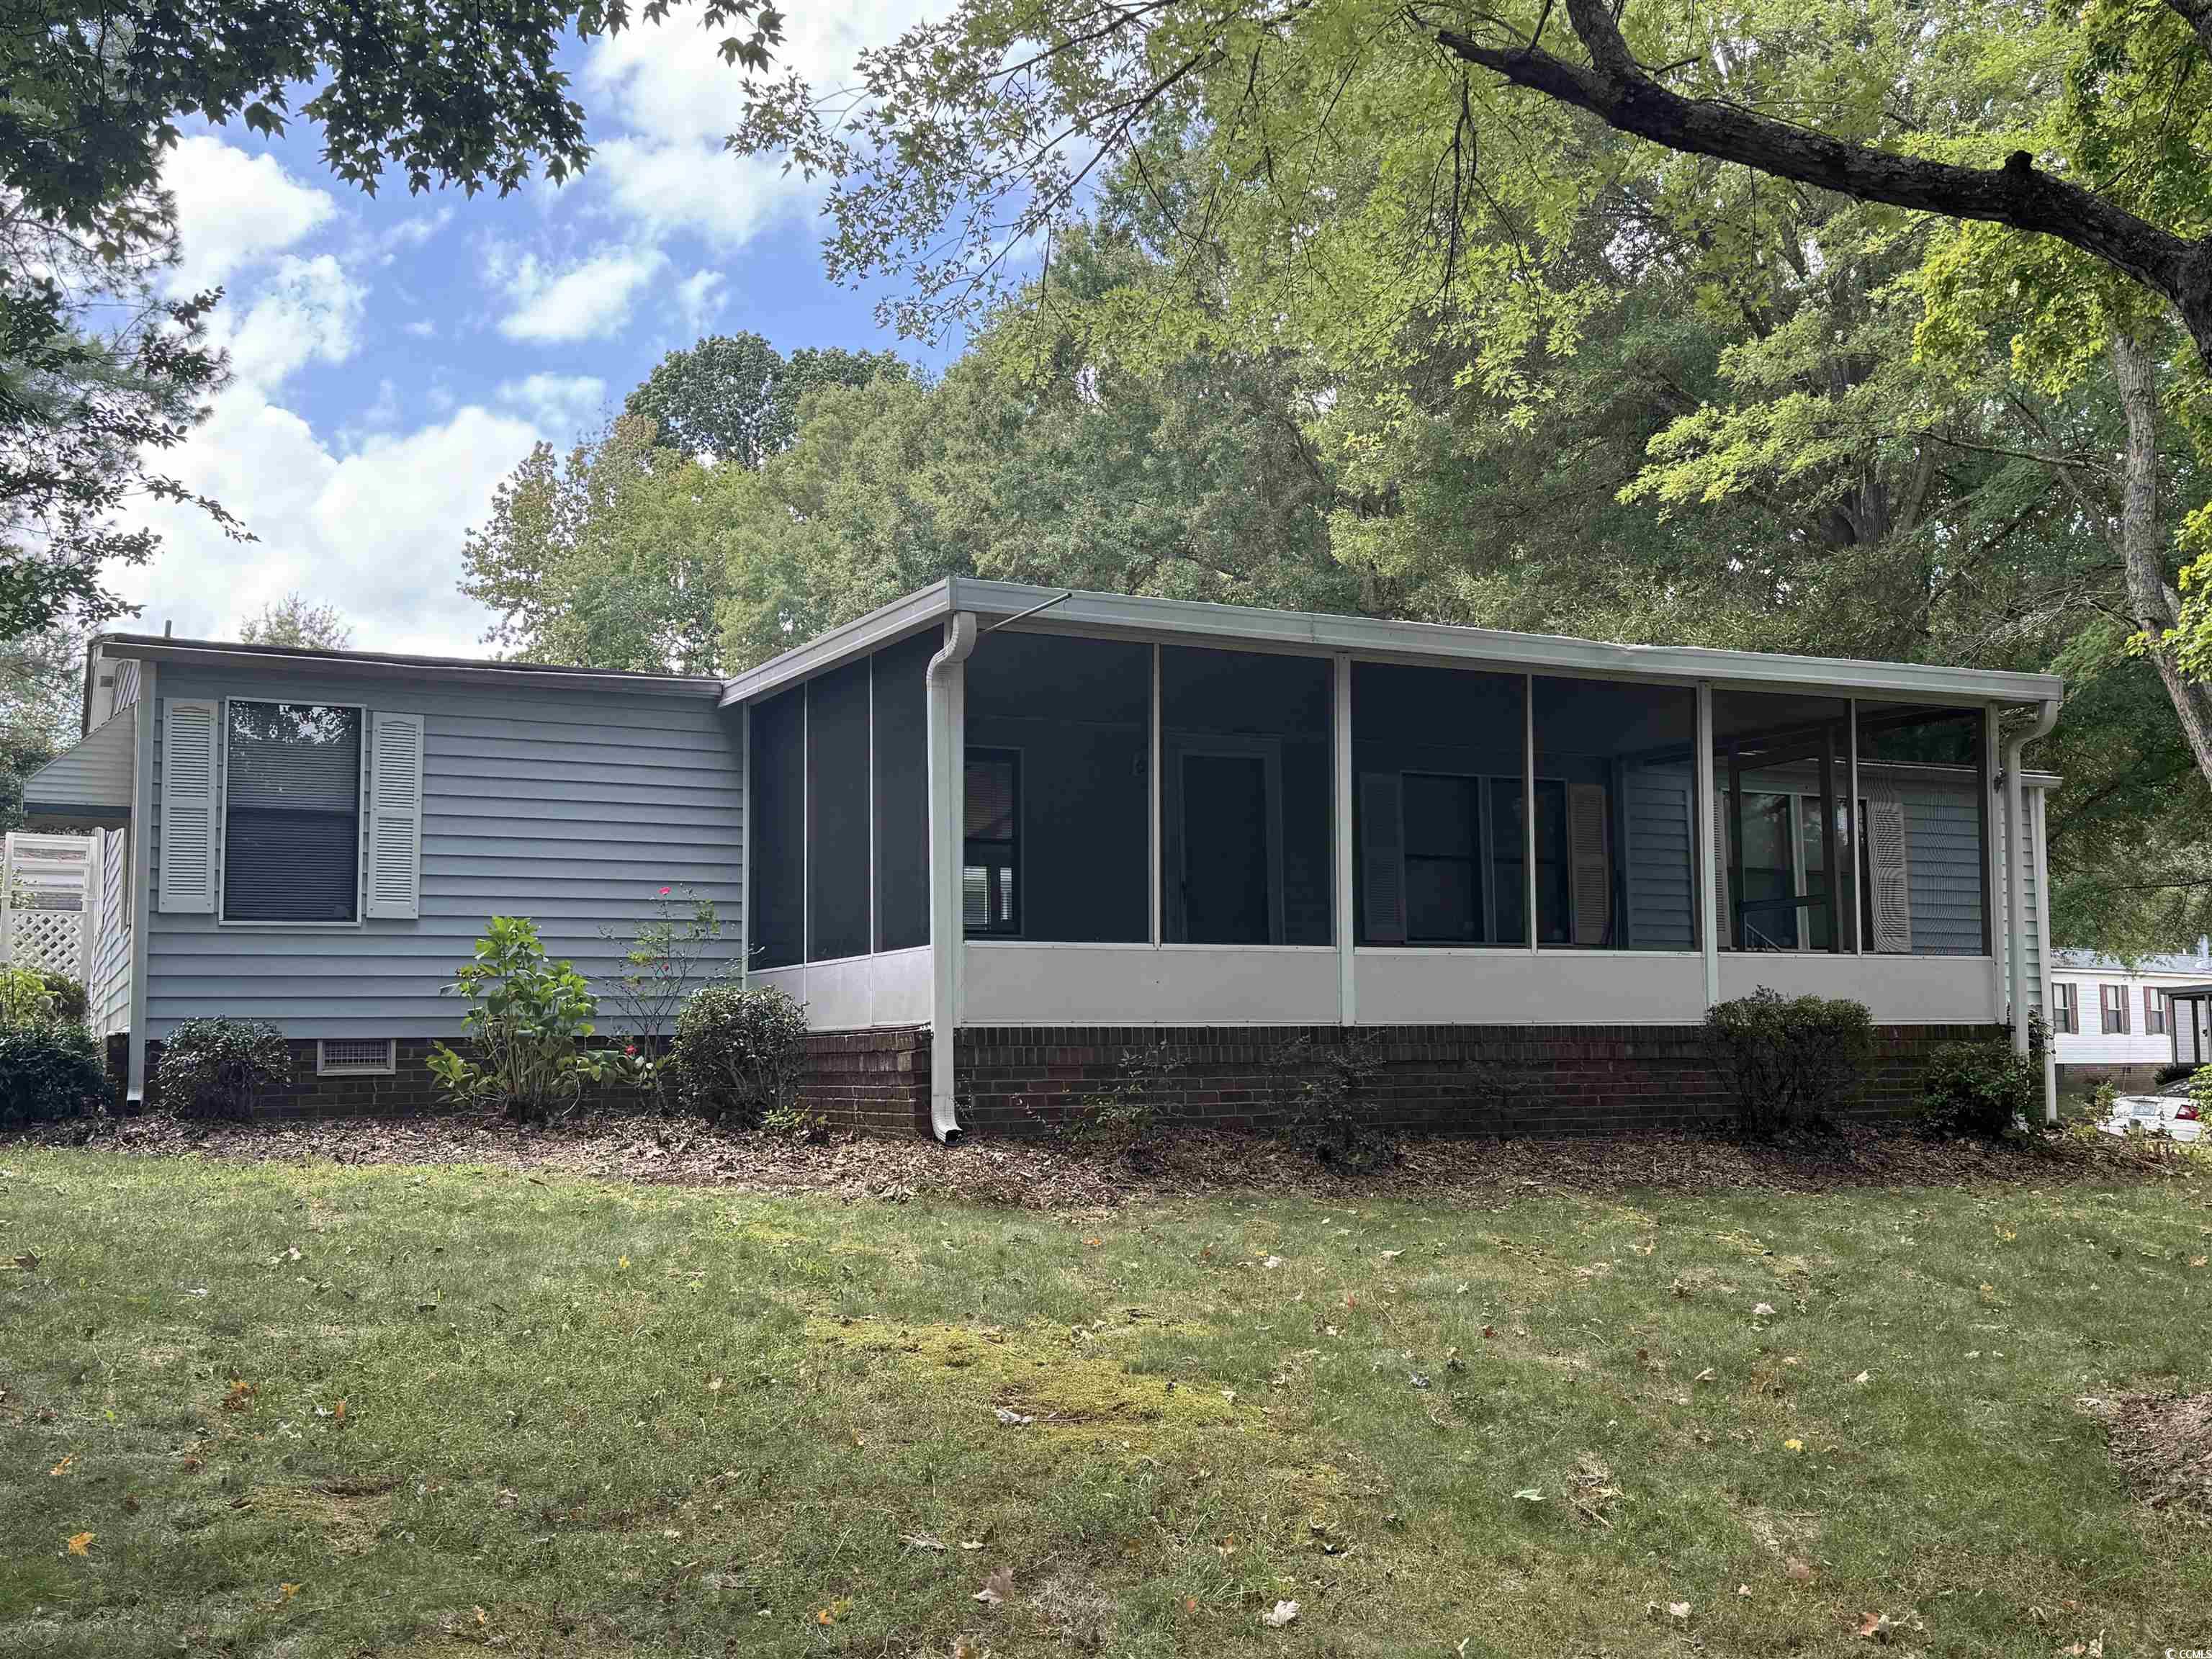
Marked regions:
[2110,328,2212,788]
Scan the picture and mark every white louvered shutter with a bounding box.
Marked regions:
[1713,793,1732,947]
[1359,773,1406,943]
[1569,783,1611,946]
[366,711,425,919]
[158,699,219,912]
[1865,793,1913,953]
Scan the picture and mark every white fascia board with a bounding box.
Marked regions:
[99,637,725,699]
[716,581,953,706]
[713,576,2065,709]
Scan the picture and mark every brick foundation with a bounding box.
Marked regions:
[953,1022,2003,1138]
[115,1021,2001,1138]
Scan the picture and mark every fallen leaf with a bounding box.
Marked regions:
[974,1568,1015,1606]
[1856,1611,1893,1641]
[1738,1585,1753,1599]
[65,1530,94,1556]
[993,1408,1033,1426]
[49,1454,73,1476]
[1259,1599,1300,1629]
[1694,1367,1716,1382]
[1667,1601,1691,1622]
[1513,1487,1545,1502]
[959,1539,986,1551]
[222,1378,253,1413]
[902,1534,947,1551]
[278,1583,300,1603]
[1853,1370,1871,1385]
[1380,1249,1403,1261]
[1784,1438,1804,1452]
[1263,1255,1283,1269]
[1785,1557,1815,1583]
[1753,1302,1776,1318]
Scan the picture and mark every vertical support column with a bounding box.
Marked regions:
[739,703,752,989]
[1696,680,1718,1007]
[126,666,156,1105]
[1334,653,1354,1025]
[2033,783,2058,1123]
[1848,698,1863,956]
[1817,730,1840,953]
[1988,703,2009,1029]
[1149,644,1163,948]
[1524,673,1537,955]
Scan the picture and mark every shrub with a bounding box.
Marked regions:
[1,963,55,1028]
[670,984,808,1126]
[1918,1040,2038,1138]
[0,1022,106,1125]
[156,1017,292,1119]
[38,971,88,1025]
[428,917,604,1122]
[1701,989,1874,1137]
[2153,1061,2199,1087]
[1271,1031,1397,1172]
[598,886,732,1109]
[1044,1042,1179,1165]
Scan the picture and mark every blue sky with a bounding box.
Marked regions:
[116,1,956,657]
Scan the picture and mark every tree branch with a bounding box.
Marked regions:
[2164,0,2212,60]
[1434,0,2212,359]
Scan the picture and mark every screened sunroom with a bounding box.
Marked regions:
[725,580,2061,1141]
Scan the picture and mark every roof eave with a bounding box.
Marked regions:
[715,577,2064,708]
[99,636,727,698]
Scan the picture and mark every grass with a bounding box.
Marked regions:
[1,1146,2208,1657]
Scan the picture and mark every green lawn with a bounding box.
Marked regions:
[1,1146,2207,1658]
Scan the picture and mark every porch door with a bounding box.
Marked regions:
[1180,752,1272,943]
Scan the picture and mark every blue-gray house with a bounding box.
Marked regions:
[24,579,2064,1136]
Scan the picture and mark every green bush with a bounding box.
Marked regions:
[1919,1040,2039,1138]
[428,917,605,1122]
[1270,1030,1397,1172]
[38,971,88,1025]
[2153,1061,2198,1087]
[156,1017,292,1119]
[1,963,55,1028]
[0,1022,107,1125]
[670,984,808,1126]
[1701,988,1874,1137]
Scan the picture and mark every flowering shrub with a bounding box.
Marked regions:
[598,884,733,1107]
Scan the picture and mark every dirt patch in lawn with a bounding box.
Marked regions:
[13,1108,2191,1212]
[2085,1392,2212,1523]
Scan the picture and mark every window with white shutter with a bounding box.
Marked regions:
[1357,772,1406,943]
[366,711,425,920]
[158,699,219,913]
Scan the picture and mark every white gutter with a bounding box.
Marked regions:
[2004,698,2062,1086]
[925,612,979,1143]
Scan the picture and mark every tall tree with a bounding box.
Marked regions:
[623,333,907,465]
[1,0,783,634]
[238,593,354,650]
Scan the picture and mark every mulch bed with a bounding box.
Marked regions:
[2085,1392,2212,1524]
[9,1110,2197,1211]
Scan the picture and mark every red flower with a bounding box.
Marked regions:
[624,1044,637,1056]
[658,886,670,896]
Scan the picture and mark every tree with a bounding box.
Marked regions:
[0,614,86,833]
[622,333,907,465]
[1,0,783,634]
[238,594,354,650]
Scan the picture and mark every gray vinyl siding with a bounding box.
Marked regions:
[1997,790,2044,1019]
[145,667,743,1039]
[1894,772,1986,956]
[90,829,131,1038]
[1624,764,1696,949]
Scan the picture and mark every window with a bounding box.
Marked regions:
[2100,983,2130,1035]
[2052,981,2078,1034]
[222,701,361,922]
[2146,987,2168,1036]
[963,750,1020,935]
[1714,692,1852,953]
[1534,677,1699,950]
[1856,702,1989,956]
[1402,775,1482,942]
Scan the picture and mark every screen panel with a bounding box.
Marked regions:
[806,659,871,962]
[747,685,805,970]
[871,629,935,952]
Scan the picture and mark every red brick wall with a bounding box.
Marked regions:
[799,1027,931,1136]
[953,1022,2002,1137]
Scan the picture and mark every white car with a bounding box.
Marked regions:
[2101,1087,2205,1143]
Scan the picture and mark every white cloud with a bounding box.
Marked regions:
[495,245,667,342]
[222,253,367,385]
[579,2,936,252]
[164,135,336,293]
[498,372,608,434]
[114,385,542,655]
[674,267,727,336]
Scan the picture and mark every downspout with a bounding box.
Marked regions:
[925,612,979,1143]
[2004,697,2060,1073]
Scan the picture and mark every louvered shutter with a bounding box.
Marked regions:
[158,699,219,912]
[1569,783,1611,946]
[366,711,425,919]
[1359,773,1406,943]
[1712,793,1732,948]
[1865,792,1912,953]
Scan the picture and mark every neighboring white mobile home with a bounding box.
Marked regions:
[2046,946,2212,1087]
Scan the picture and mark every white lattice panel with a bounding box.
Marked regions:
[4,907,81,975]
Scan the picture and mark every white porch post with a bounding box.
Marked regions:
[925,613,978,1143]
[1696,680,1718,1007]
[2033,783,2058,1122]
[1334,653,1354,1025]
